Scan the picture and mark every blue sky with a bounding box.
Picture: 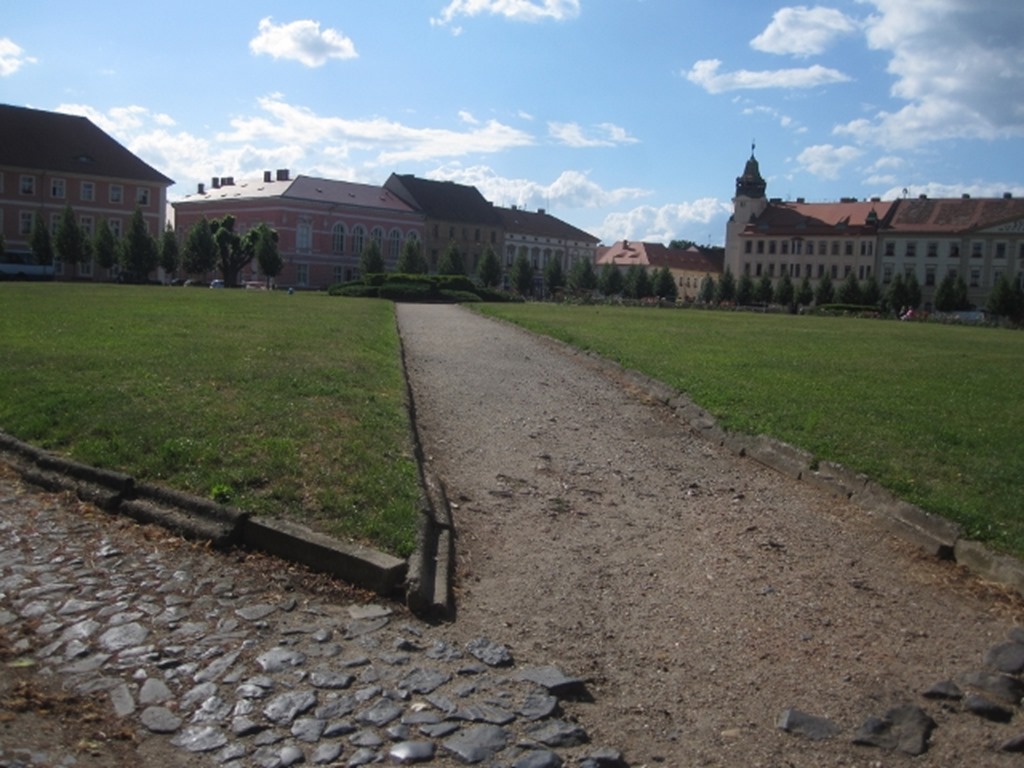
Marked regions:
[3,0,1024,245]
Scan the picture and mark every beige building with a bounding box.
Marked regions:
[724,151,1024,308]
[597,240,724,300]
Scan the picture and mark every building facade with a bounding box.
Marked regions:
[383,174,504,274]
[496,205,599,276]
[724,151,1024,309]
[597,240,724,300]
[173,172,425,289]
[0,104,173,280]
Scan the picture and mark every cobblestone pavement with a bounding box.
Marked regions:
[0,466,622,767]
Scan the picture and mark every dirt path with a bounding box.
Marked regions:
[396,302,1024,767]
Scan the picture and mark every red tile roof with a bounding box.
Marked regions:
[597,241,723,272]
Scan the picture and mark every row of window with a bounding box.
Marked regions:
[882,264,1015,289]
[8,209,123,238]
[431,222,498,245]
[294,222,419,258]
[882,240,1023,260]
[744,238,874,257]
[8,173,151,207]
[745,262,874,280]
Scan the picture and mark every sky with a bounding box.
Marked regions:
[3,0,1024,246]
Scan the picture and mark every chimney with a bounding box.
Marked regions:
[962,193,971,199]
[197,182,205,195]
[538,208,546,215]
[220,176,234,187]
[211,177,220,189]
[264,171,272,183]
[1004,192,1013,199]
[276,169,290,182]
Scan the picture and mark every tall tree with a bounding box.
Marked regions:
[775,271,795,306]
[905,272,922,309]
[159,225,179,279]
[934,272,957,312]
[624,264,652,299]
[359,238,385,275]
[477,245,502,288]
[861,275,881,308]
[182,218,217,276]
[884,273,908,313]
[509,251,534,296]
[987,273,1023,320]
[120,208,158,283]
[698,275,716,303]
[715,267,736,303]
[598,263,624,297]
[795,275,814,306]
[211,215,251,287]
[755,274,774,304]
[736,271,755,305]
[814,273,835,305]
[30,211,53,267]
[246,223,282,288]
[953,275,970,310]
[653,266,678,301]
[93,219,117,272]
[437,241,466,276]
[396,238,428,274]
[543,257,565,297]
[837,271,862,304]
[567,257,597,294]
[54,205,86,277]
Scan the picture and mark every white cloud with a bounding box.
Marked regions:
[879,180,1024,200]
[686,58,851,93]
[249,17,357,67]
[218,95,534,166]
[427,163,649,212]
[751,6,859,57]
[0,37,37,76]
[796,143,863,179]
[431,0,580,28]
[596,199,731,244]
[548,121,639,147]
[741,104,797,129]
[834,0,1024,146]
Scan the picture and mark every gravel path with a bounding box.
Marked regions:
[397,302,1024,766]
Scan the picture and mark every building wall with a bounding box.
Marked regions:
[0,165,168,280]
[423,218,501,274]
[174,196,425,290]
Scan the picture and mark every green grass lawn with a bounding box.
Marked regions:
[477,303,1024,556]
[0,284,420,557]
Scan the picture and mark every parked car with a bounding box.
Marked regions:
[210,279,225,289]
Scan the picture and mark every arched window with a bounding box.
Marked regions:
[352,225,366,255]
[371,227,384,249]
[389,228,402,259]
[332,223,346,255]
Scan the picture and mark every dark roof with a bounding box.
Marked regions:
[495,206,598,244]
[0,104,173,185]
[885,196,1024,234]
[384,173,502,226]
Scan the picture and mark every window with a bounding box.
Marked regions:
[81,181,95,202]
[352,225,365,255]
[925,266,936,286]
[830,241,839,256]
[51,178,66,199]
[807,241,815,256]
[744,240,752,254]
[19,211,33,235]
[780,241,789,255]
[819,241,827,256]
[109,184,123,204]
[20,175,35,195]
[844,265,852,277]
[80,216,94,237]
[756,240,764,254]
[389,228,402,259]
[950,244,960,258]
[926,242,938,258]
[333,265,344,284]
[905,242,916,258]
[831,264,838,278]
[474,228,481,243]
[995,242,1007,260]
[109,219,122,238]
[767,263,775,277]
[371,227,384,249]
[882,265,893,284]
[792,240,802,255]
[297,264,309,286]
[768,240,776,255]
[297,222,312,251]
[884,241,895,257]
[755,262,762,277]
[844,241,853,256]
[970,268,980,287]
[136,188,150,206]
[971,241,983,259]
[331,223,346,254]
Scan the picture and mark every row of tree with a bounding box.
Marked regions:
[6,205,284,287]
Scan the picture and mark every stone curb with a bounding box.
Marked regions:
[513,324,1024,599]
[0,430,427,608]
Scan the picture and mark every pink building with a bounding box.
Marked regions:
[0,104,173,280]
[173,172,425,289]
